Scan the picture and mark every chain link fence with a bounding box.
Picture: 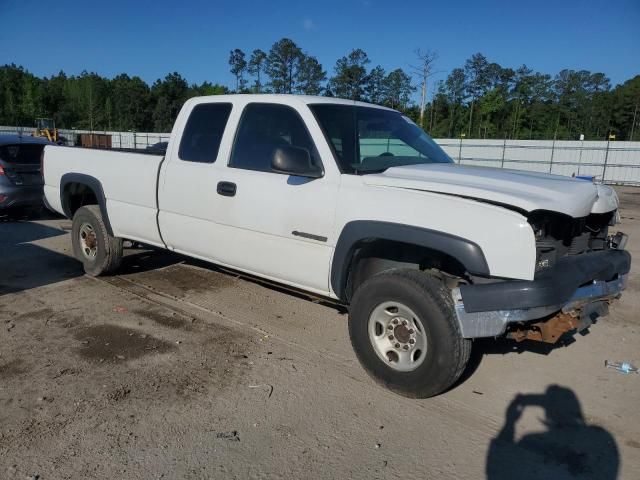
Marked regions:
[2,126,639,185]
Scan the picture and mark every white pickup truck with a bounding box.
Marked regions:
[43,94,631,397]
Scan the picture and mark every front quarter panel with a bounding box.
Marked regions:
[592,184,619,214]
[332,176,537,289]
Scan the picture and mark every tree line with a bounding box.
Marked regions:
[0,66,228,132]
[1,37,638,140]
[226,39,414,111]
[431,54,639,141]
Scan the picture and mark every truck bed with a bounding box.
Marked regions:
[43,145,165,247]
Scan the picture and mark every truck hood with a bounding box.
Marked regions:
[363,163,611,218]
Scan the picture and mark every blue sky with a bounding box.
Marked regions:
[1,0,638,99]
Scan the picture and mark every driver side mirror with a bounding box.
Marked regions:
[271,146,323,178]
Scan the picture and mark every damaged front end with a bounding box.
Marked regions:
[452,189,631,343]
[504,274,626,344]
[529,209,619,274]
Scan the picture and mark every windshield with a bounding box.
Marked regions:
[309,104,453,174]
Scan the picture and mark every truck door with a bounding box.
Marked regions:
[159,100,339,295]
[212,102,339,294]
[157,101,233,259]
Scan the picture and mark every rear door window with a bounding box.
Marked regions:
[178,103,233,163]
[0,144,45,164]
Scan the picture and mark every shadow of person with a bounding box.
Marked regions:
[486,385,619,479]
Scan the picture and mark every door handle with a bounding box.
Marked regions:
[217,181,237,197]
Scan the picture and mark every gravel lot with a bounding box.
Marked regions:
[1,187,639,480]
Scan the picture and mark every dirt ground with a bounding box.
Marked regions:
[1,187,639,480]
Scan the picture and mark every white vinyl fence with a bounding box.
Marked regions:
[437,139,640,185]
[2,126,639,185]
[0,126,170,150]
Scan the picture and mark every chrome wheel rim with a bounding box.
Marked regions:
[368,301,428,372]
[79,223,97,260]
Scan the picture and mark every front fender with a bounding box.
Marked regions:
[330,221,490,301]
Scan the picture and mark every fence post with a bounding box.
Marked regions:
[133,132,137,150]
[500,138,507,169]
[602,139,611,182]
[577,138,584,176]
[549,139,556,173]
[457,136,463,164]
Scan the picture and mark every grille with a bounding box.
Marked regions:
[568,232,591,255]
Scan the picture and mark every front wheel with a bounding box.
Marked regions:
[71,205,123,276]
[348,269,471,398]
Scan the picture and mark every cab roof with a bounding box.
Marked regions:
[186,94,397,111]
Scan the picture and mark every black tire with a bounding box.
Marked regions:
[348,269,471,398]
[71,205,123,276]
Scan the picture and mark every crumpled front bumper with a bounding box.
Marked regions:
[452,248,631,338]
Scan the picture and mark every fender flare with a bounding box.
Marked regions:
[330,220,490,301]
[60,173,113,235]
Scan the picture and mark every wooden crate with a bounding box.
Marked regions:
[79,133,112,149]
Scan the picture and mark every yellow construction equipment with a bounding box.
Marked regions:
[33,118,60,142]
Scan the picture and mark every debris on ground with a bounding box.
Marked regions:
[215,431,240,442]
[107,386,131,402]
[248,383,274,398]
[605,360,638,374]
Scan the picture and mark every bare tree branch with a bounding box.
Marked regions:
[409,49,439,128]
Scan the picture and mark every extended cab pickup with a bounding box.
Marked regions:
[43,95,631,397]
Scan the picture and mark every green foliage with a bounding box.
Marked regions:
[150,73,189,132]
[610,76,640,141]
[364,66,386,105]
[228,49,248,92]
[328,49,370,100]
[247,49,267,93]
[243,39,325,95]
[436,52,639,140]
[1,43,638,140]
[0,65,227,131]
[296,55,326,95]
[383,69,414,109]
[265,38,303,94]
[193,82,230,97]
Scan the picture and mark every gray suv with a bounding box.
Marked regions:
[0,135,54,215]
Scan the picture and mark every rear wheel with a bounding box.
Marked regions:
[348,269,471,398]
[71,205,122,276]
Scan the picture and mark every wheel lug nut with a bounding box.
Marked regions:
[387,325,393,330]
[402,320,407,325]
[388,335,394,340]
[403,345,409,350]
[392,319,398,325]
[408,329,414,334]
[409,339,415,344]
[395,343,400,349]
